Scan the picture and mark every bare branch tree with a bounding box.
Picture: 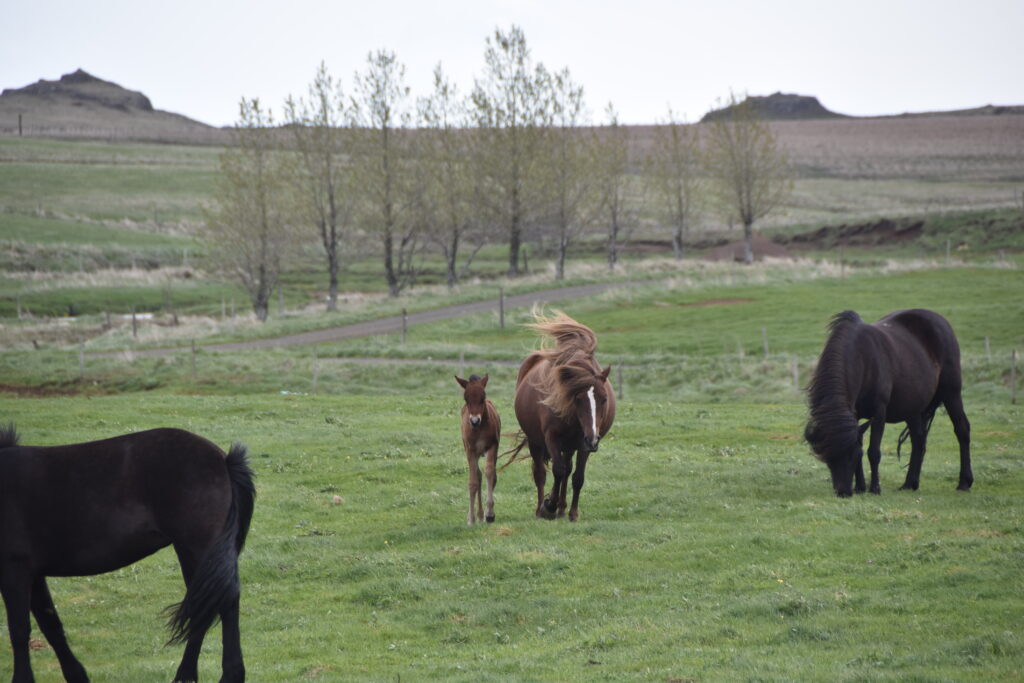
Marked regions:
[202,98,290,322]
[470,25,550,277]
[351,50,419,296]
[283,62,354,311]
[703,92,793,264]
[647,108,703,260]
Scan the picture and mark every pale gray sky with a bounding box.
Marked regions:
[2,0,1021,127]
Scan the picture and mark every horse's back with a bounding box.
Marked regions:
[0,428,232,576]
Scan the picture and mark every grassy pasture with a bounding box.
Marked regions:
[0,389,1020,681]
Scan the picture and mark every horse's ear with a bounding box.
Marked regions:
[455,375,469,388]
[600,365,612,381]
[481,374,489,387]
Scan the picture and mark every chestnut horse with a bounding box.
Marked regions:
[508,311,616,521]
[0,425,255,683]
[805,309,973,497]
[456,374,501,524]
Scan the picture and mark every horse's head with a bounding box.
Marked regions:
[456,374,489,429]
[562,365,612,452]
[804,417,861,497]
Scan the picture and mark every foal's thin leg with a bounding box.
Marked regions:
[219,594,245,683]
[466,451,481,525]
[568,451,590,522]
[1,564,35,683]
[900,415,927,491]
[945,393,973,491]
[31,577,88,682]
[484,445,498,523]
[866,416,886,494]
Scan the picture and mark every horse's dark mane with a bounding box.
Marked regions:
[804,311,863,463]
[0,423,19,449]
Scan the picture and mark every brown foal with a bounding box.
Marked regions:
[456,374,501,524]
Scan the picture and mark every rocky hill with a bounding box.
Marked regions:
[0,69,228,144]
[701,92,846,122]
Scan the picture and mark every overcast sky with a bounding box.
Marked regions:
[2,0,1021,127]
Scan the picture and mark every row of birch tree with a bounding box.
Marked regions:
[203,26,791,320]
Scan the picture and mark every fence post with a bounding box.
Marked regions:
[616,365,624,401]
[191,339,197,379]
[1012,350,1018,405]
[279,287,285,315]
[401,308,407,343]
[16,295,20,319]
[499,287,505,329]
[18,114,22,136]
[985,336,991,362]
[131,305,138,338]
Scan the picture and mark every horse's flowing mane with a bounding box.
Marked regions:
[804,311,863,463]
[0,423,19,449]
[527,310,603,419]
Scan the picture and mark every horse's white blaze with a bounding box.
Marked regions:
[587,386,597,437]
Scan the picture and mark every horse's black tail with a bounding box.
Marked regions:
[166,442,256,645]
[896,406,939,463]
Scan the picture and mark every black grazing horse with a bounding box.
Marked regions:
[0,425,255,683]
[804,309,973,497]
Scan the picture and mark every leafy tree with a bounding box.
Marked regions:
[703,92,793,264]
[647,108,703,260]
[202,98,290,322]
[416,65,485,288]
[283,62,354,311]
[470,25,550,276]
[351,50,419,296]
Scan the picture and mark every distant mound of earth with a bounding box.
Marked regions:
[701,93,846,122]
[0,69,227,144]
[706,234,795,261]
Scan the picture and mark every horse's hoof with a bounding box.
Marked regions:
[485,514,495,523]
[539,506,557,520]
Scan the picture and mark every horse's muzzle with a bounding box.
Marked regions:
[586,435,600,452]
[469,415,482,428]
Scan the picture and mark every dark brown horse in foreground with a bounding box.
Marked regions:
[509,311,616,521]
[0,425,255,682]
[805,309,973,497]
[456,374,501,525]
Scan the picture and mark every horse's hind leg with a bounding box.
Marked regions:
[31,577,88,682]
[219,594,245,683]
[172,546,207,683]
[866,416,886,494]
[899,415,928,491]
[529,442,548,518]
[944,393,973,491]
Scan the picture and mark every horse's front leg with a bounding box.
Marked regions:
[854,421,870,493]
[1,562,36,683]
[541,436,568,520]
[866,415,886,494]
[483,443,498,523]
[466,448,482,525]
[568,450,590,522]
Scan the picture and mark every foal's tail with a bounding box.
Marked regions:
[167,442,256,645]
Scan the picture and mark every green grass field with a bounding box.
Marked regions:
[1,390,1020,681]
